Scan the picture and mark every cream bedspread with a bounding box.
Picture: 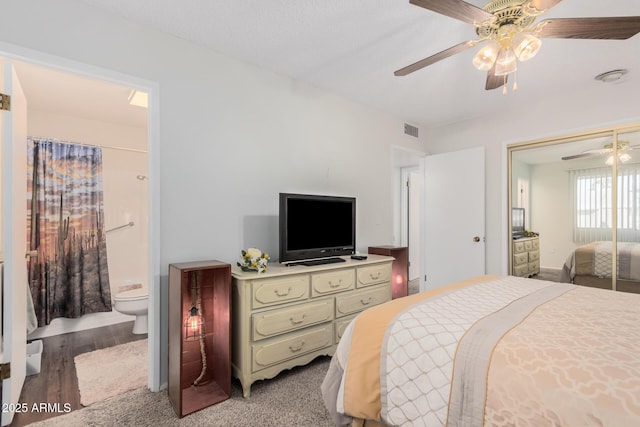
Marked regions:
[560,241,640,283]
[322,275,640,426]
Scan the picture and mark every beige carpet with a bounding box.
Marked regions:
[33,355,333,426]
[74,339,147,406]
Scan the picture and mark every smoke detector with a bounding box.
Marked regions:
[594,69,628,83]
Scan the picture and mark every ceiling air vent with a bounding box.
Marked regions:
[404,123,419,138]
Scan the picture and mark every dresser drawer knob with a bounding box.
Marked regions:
[369,273,380,280]
[329,279,342,288]
[289,314,306,324]
[274,287,292,297]
[361,297,372,305]
[289,341,305,352]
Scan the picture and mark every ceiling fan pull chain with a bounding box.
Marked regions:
[513,71,518,92]
[502,75,508,95]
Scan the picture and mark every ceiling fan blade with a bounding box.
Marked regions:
[561,149,610,161]
[394,41,476,76]
[535,17,640,40]
[409,0,495,25]
[485,64,506,90]
[527,0,564,13]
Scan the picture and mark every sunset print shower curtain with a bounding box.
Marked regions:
[27,138,112,326]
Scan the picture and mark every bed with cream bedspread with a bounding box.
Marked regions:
[321,275,640,426]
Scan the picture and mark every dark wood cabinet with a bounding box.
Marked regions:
[168,260,231,417]
[368,246,409,299]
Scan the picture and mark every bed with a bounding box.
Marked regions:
[560,241,640,294]
[321,275,640,427]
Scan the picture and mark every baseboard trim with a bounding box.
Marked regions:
[27,311,134,339]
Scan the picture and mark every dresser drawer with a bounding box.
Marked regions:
[252,325,332,372]
[531,238,539,250]
[528,250,539,262]
[335,314,356,344]
[357,264,392,288]
[252,275,309,309]
[513,241,525,253]
[514,264,529,277]
[529,261,540,274]
[311,269,355,297]
[523,239,534,251]
[253,298,334,341]
[336,285,391,317]
[513,252,528,266]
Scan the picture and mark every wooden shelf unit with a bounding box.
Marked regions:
[168,260,231,417]
[368,246,408,299]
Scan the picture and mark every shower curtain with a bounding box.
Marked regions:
[27,138,112,326]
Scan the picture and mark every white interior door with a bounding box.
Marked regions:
[408,170,421,280]
[421,147,485,290]
[1,59,28,427]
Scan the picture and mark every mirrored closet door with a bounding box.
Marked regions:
[508,122,640,293]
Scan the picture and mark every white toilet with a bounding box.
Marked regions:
[113,287,148,334]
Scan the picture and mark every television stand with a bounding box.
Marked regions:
[299,257,346,266]
[231,254,393,397]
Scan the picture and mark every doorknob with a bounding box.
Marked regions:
[473,236,481,242]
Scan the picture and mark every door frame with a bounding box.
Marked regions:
[400,166,421,281]
[1,59,29,427]
[0,41,162,391]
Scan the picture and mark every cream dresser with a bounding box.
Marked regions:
[512,236,540,277]
[231,254,393,397]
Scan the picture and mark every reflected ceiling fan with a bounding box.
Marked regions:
[394,0,640,93]
[561,140,640,164]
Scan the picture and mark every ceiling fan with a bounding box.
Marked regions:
[561,140,640,164]
[394,0,640,93]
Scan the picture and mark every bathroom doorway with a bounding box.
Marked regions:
[1,55,155,425]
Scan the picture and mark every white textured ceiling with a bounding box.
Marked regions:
[74,1,640,127]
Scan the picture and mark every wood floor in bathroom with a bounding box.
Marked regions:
[11,321,147,426]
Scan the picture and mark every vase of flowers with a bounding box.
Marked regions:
[237,248,270,273]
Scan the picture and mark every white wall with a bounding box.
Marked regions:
[26,109,148,338]
[1,0,428,386]
[529,162,575,269]
[427,85,640,275]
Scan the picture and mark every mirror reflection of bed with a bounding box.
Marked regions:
[509,125,640,294]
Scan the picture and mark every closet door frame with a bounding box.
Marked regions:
[507,122,640,291]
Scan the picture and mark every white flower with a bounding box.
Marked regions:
[247,247,262,259]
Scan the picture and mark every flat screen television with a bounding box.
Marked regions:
[279,193,356,263]
[512,207,525,236]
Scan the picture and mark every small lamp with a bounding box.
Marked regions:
[184,306,204,341]
[184,272,205,341]
[183,271,208,386]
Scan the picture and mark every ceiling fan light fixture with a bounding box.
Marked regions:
[494,48,517,76]
[605,152,632,165]
[512,33,542,61]
[472,41,500,71]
